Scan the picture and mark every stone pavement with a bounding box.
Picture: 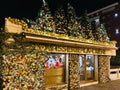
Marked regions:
[79,79,120,90]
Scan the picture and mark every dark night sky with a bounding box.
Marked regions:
[0,0,119,22]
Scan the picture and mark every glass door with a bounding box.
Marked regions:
[79,55,97,81]
[79,55,85,80]
[86,55,94,80]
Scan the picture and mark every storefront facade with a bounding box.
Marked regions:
[0,18,117,90]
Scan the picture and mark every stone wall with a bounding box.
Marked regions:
[98,55,111,83]
[69,54,80,89]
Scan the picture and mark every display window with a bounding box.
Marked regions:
[44,54,67,86]
[44,54,65,69]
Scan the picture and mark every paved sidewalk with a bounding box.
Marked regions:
[79,79,120,90]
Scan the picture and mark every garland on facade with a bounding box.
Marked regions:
[0,31,47,89]
[2,52,46,90]
[0,31,33,90]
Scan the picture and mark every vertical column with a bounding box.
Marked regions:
[98,55,111,83]
[94,55,98,81]
[69,54,80,90]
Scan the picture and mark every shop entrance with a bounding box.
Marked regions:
[79,55,98,83]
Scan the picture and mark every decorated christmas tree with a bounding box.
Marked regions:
[23,0,55,32]
[67,3,78,37]
[67,3,85,38]
[36,0,55,32]
[97,24,109,42]
[67,3,77,22]
[80,11,94,39]
[91,20,99,41]
[53,7,68,34]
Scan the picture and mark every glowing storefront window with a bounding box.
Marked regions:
[45,54,65,68]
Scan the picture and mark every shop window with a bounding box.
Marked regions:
[44,54,66,86]
[45,54,65,68]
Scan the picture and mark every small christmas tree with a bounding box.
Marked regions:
[23,0,55,32]
[36,0,55,32]
[98,24,109,42]
[54,7,67,34]
[67,3,77,21]
[91,20,99,41]
[80,11,91,29]
[80,11,94,39]
[67,3,78,36]
[67,3,84,38]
